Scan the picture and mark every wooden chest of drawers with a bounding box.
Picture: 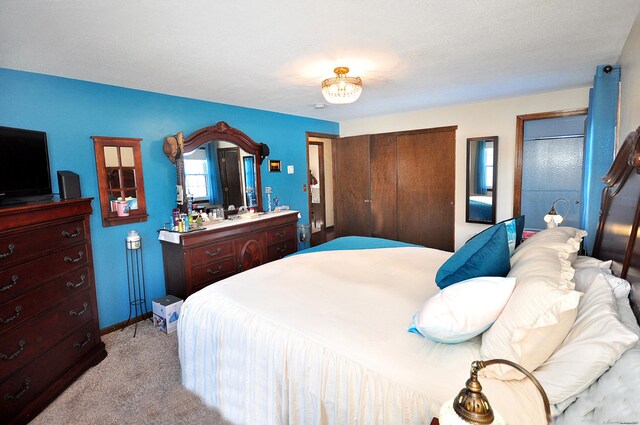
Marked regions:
[161,211,299,299]
[0,198,106,424]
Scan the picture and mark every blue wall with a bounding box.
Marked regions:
[0,68,338,328]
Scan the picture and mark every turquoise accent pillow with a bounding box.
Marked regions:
[513,215,525,247]
[503,219,517,255]
[436,223,510,289]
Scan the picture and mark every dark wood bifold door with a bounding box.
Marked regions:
[333,126,456,252]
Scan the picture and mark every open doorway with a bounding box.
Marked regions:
[514,109,588,231]
[306,133,337,246]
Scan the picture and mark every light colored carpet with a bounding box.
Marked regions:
[31,320,234,425]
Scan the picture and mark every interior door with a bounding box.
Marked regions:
[370,133,398,240]
[217,148,243,209]
[397,128,456,251]
[333,135,371,237]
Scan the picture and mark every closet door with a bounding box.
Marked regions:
[397,128,456,251]
[370,134,398,240]
[333,135,371,237]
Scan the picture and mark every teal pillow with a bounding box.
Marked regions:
[436,223,510,289]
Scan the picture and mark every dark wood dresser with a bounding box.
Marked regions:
[0,198,107,424]
[161,211,298,299]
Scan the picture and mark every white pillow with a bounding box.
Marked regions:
[513,226,586,264]
[574,267,632,299]
[573,255,612,270]
[481,240,582,380]
[480,277,581,380]
[409,276,516,344]
[534,270,638,405]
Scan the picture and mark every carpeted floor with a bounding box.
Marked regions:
[31,320,234,425]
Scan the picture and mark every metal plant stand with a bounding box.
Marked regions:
[122,237,148,337]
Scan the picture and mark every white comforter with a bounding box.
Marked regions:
[178,247,546,425]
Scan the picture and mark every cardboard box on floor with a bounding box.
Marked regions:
[152,295,183,333]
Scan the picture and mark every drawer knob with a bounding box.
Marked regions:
[0,274,19,292]
[69,302,89,317]
[0,305,22,325]
[276,244,288,253]
[276,231,286,238]
[207,265,223,276]
[66,275,87,289]
[73,333,92,349]
[64,251,84,264]
[4,377,31,401]
[0,339,26,361]
[206,248,222,257]
[0,243,15,260]
[62,227,82,238]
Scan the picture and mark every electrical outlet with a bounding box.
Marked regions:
[265,186,272,194]
[287,165,294,174]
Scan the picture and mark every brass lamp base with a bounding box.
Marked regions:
[451,359,551,425]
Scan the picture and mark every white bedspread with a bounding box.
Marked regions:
[178,247,547,425]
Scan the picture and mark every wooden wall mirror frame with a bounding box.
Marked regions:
[178,121,269,213]
[466,136,498,224]
[91,136,149,227]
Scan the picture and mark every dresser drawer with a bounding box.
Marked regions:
[0,244,89,302]
[0,290,93,379]
[190,240,234,267]
[266,225,296,246]
[0,268,91,334]
[191,257,237,287]
[0,322,97,420]
[267,240,296,261]
[0,220,87,270]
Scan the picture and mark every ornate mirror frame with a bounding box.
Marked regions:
[176,121,269,212]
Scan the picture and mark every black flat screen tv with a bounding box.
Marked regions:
[0,126,53,204]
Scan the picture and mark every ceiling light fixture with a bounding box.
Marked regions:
[321,67,362,104]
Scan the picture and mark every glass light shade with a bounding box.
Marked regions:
[321,67,362,104]
[544,212,563,228]
[439,398,506,425]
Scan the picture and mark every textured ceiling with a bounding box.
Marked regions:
[1,0,639,122]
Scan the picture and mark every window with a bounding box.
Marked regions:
[91,136,148,227]
[184,148,209,201]
[485,142,494,190]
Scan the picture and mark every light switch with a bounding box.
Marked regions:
[287,165,294,174]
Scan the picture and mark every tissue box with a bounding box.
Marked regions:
[152,295,183,334]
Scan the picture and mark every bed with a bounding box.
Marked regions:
[178,126,640,425]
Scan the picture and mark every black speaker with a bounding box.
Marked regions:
[57,171,81,199]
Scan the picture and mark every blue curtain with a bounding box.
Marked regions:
[474,141,487,195]
[581,64,620,253]
[243,156,256,206]
[206,143,222,205]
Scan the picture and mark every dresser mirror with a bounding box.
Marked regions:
[466,136,498,224]
[168,122,269,213]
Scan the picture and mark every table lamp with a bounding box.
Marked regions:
[439,359,551,425]
[544,198,570,228]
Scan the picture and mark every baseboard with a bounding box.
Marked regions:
[100,312,153,336]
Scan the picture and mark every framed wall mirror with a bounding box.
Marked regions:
[466,136,498,224]
[171,122,269,213]
[91,136,148,227]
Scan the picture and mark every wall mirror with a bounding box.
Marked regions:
[91,136,148,227]
[466,136,498,224]
[168,122,269,213]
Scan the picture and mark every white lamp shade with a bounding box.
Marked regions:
[544,213,564,228]
[439,398,506,425]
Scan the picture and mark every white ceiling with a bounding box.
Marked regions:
[1,0,639,122]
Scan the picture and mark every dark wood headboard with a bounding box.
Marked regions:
[592,125,640,322]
